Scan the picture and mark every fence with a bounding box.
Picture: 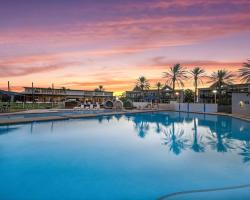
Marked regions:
[132,102,217,113]
[0,102,64,112]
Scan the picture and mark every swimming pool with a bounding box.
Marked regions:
[0,109,114,120]
[0,111,249,200]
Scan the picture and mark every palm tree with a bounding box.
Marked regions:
[136,76,150,91]
[156,82,163,102]
[208,69,234,103]
[239,60,250,83]
[61,87,67,94]
[163,63,187,97]
[95,85,104,92]
[190,67,206,103]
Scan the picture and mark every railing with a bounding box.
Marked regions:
[0,102,64,113]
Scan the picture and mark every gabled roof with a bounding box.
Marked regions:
[161,85,172,91]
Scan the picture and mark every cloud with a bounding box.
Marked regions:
[139,57,243,71]
[1,6,250,54]
[0,57,80,77]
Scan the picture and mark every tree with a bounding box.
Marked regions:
[184,89,194,103]
[239,59,250,83]
[95,85,105,92]
[136,76,150,91]
[163,63,187,97]
[190,67,206,103]
[119,93,133,109]
[208,69,234,103]
[156,82,163,102]
[61,87,67,94]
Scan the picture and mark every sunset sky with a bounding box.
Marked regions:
[0,0,250,95]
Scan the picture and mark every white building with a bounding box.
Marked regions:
[232,92,250,115]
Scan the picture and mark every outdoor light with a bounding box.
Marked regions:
[212,90,217,103]
[175,92,179,96]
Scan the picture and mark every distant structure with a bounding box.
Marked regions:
[0,90,23,102]
[198,83,250,104]
[125,85,184,103]
[232,92,250,115]
[198,83,250,113]
[22,87,114,103]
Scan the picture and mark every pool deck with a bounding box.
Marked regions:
[0,109,250,125]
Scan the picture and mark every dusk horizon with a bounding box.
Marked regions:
[1,0,250,95]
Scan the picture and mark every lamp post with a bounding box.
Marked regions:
[32,82,34,108]
[212,90,217,104]
[175,92,180,111]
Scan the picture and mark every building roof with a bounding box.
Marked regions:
[199,83,250,91]
[0,90,23,96]
[23,87,113,93]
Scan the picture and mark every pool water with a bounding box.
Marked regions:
[0,109,114,120]
[0,111,250,200]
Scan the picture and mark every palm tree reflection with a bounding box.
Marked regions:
[162,123,189,155]
[155,122,163,134]
[239,141,250,164]
[206,131,234,153]
[134,120,150,138]
[191,118,205,153]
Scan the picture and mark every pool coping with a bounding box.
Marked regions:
[0,109,250,125]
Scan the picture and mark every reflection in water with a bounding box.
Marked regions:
[191,118,205,153]
[206,131,235,153]
[127,112,250,165]
[0,112,250,166]
[155,122,162,134]
[0,126,20,135]
[163,123,189,155]
[239,141,250,164]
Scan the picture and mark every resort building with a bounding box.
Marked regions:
[198,83,250,104]
[22,87,114,103]
[125,85,184,103]
[198,83,250,113]
[0,90,24,102]
[232,92,250,115]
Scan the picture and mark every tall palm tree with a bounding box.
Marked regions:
[208,69,234,102]
[156,82,163,102]
[190,67,206,103]
[136,76,150,91]
[163,63,187,96]
[95,85,104,92]
[239,60,250,83]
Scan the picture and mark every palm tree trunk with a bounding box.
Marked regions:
[173,79,175,100]
[194,79,197,103]
[157,88,160,103]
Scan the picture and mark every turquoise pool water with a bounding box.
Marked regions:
[0,111,250,200]
[0,109,114,120]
